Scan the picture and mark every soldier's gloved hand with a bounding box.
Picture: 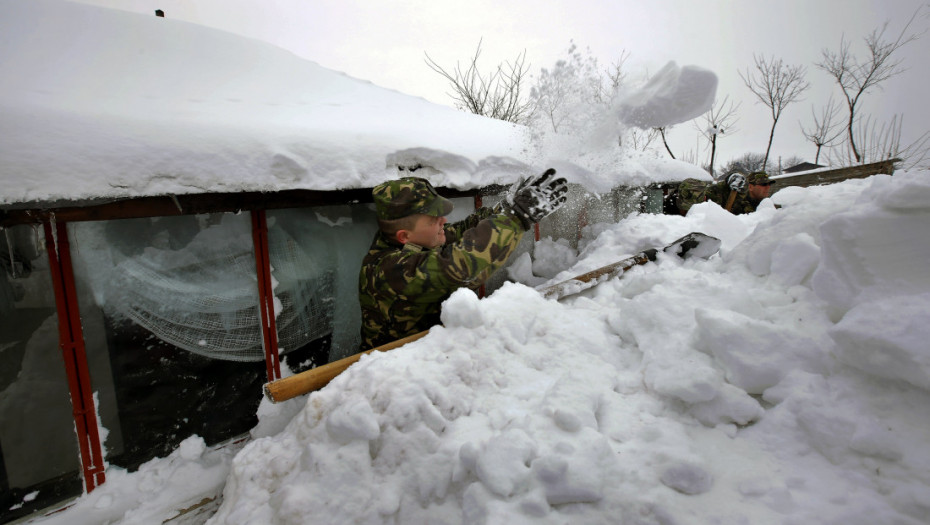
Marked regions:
[505,168,569,230]
[727,173,747,193]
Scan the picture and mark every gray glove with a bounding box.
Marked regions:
[505,168,569,230]
[727,173,747,193]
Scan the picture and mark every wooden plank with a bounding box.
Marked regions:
[771,158,900,192]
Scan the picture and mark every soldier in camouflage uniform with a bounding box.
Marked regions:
[675,171,772,215]
[358,171,568,348]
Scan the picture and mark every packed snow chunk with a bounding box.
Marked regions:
[831,293,930,391]
[177,435,207,461]
[506,252,547,287]
[766,232,821,286]
[441,288,486,329]
[615,61,718,129]
[542,377,602,433]
[694,308,832,394]
[474,429,537,497]
[870,169,930,211]
[660,461,714,495]
[811,173,930,319]
[848,421,904,462]
[683,200,751,252]
[687,382,764,427]
[532,435,611,505]
[325,394,381,442]
[532,237,578,279]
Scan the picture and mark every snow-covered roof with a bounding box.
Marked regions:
[0,0,715,208]
[0,0,537,206]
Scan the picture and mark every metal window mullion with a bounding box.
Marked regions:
[44,220,106,492]
[250,210,281,381]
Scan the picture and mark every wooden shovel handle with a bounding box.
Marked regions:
[263,330,429,403]
[539,250,656,299]
[725,189,737,211]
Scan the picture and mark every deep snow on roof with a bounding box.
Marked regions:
[0,0,536,205]
[0,0,712,207]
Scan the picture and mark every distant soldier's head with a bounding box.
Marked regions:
[747,171,772,200]
[372,177,454,248]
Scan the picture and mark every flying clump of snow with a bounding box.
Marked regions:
[200,170,930,525]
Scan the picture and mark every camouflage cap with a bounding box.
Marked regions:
[747,172,771,185]
[372,177,454,220]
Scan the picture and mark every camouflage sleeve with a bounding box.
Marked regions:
[676,178,706,215]
[400,211,525,302]
[444,206,497,244]
[707,180,730,207]
[729,194,758,215]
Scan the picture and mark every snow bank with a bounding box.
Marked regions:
[200,171,930,524]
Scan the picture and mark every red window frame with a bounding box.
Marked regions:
[43,220,106,492]
[41,210,283,494]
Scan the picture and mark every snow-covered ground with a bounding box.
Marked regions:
[26,169,930,524]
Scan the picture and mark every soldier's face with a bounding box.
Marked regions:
[748,183,771,200]
[402,214,447,248]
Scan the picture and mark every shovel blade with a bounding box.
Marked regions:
[662,232,721,260]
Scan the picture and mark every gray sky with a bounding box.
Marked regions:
[75,0,929,169]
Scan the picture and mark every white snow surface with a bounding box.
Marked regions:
[0,0,712,206]
[26,170,930,524]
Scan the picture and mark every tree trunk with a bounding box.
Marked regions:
[847,111,861,163]
[660,128,676,159]
[763,118,778,169]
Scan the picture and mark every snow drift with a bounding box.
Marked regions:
[200,172,930,525]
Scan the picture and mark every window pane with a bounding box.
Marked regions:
[0,225,83,523]
[69,213,266,471]
[266,204,378,364]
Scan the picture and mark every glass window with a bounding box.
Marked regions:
[1,225,83,524]
[69,213,266,471]
[266,204,379,364]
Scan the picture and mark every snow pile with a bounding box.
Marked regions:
[23,172,930,525]
[194,171,930,525]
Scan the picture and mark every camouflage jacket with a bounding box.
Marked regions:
[676,178,760,215]
[358,207,525,349]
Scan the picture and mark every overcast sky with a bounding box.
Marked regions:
[73,0,929,169]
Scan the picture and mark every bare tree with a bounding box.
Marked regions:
[425,39,533,124]
[800,96,845,164]
[816,9,923,163]
[826,114,930,169]
[603,51,631,96]
[721,152,770,178]
[695,96,740,178]
[529,42,624,134]
[778,155,807,174]
[656,127,675,159]
[739,54,810,169]
[622,127,661,152]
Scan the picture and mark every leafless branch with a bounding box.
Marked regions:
[800,96,846,164]
[816,7,924,162]
[424,39,534,124]
[694,96,740,177]
[739,54,810,168]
